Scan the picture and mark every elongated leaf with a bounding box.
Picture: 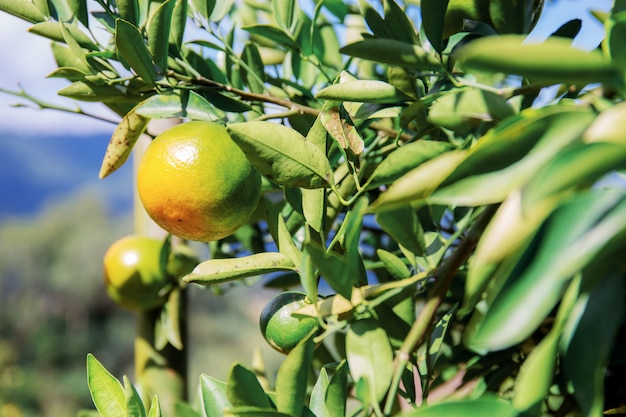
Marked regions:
[400,397,519,417]
[340,38,442,70]
[584,101,626,145]
[134,91,218,121]
[369,150,468,212]
[147,396,162,417]
[465,189,626,353]
[117,0,138,24]
[428,87,514,135]
[50,42,91,73]
[320,106,364,156]
[273,0,296,31]
[376,249,410,280]
[326,361,348,417]
[115,18,157,85]
[242,24,300,50]
[58,80,129,102]
[28,21,98,49]
[275,331,315,416]
[310,368,330,417]
[456,35,619,85]
[241,42,266,94]
[183,252,296,286]
[0,0,46,22]
[226,363,272,409]
[346,319,394,404]
[147,0,175,72]
[376,206,425,257]
[228,121,334,189]
[420,0,448,53]
[367,141,453,189]
[263,198,303,266]
[168,0,186,50]
[124,376,146,417]
[200,375,231,417]
[562,270,624,417]
[99,102,150,179]
[306,242,352,300]
[86,354,126,417]
[316,80,412,103]
[225,407,291,417]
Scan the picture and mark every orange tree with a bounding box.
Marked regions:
[1,0,626,416]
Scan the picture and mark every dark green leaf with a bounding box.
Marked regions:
[116,0,138,25]
[115,18,157,85]
[420,0,449,53]
[86,354,126,417]
[241,42,266,94]
[550,18,582,39]
[228,121,334,189]
[275,331,316,416]
[305,242,352,300]
[226,363,273,409]
[169,0,187,50]
[134,91,218,121]
[376,206,425,257]
[189,0,215,20]
[383,0,418,44]
[58,80,128,102]
[146,0,175,72]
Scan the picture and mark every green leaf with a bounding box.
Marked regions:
[242,24,300,50]
[562,270,624,417]
[169,0,186,50]
[340,38,442,71]
[183,252,296,286]
[316,80,413,103]
[310,368,330,417]
[58,80,129,102]
[376,206,425,257]
[99,101,150,179]
[419,304,457,374]
[273,0,296,32]
[584,101,626,145]
[376,249,410,280]
[428,87,514,135]
[241,42,266,94]
[50,42,91,73]
[325,361,348,417]
[228,121,334,189]
[263,198,303,266]
[115,18,157,85]
[146,0,175,72]
[400,397,520,417]
[320,105,364,156]
[226,363,273,409]
[275,331,316,416]
[116,0,138,25]
[382,0,418,44]
[0,0,46,22]
[28,21,98,49]
[420,0,448,53]
[147,396,162,417]
[189,0,215,20]
[465,189,626,353]
[368,150,468,212]
[225,408,291,417]
[346,319,394,403]
[456,35,619,85]
[134,91,218,121]
[86,354,126,417]
[367,141,453,189]
[305,242,353,300]
[200,375,232,417]
[124,375,146,417]
[605,11,626,70]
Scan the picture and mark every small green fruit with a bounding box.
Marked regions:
[103,235,173,312]
[259,292,320,354]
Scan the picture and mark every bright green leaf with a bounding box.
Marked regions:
[200,375,231,417]
[226,363,273,409]
[28,21,97,49]
[115,18,157,85]
[124,375,146,417]
[228,121,334,189]
[400,397,519,417]
[316,80,413,103]
[340,38,442,71]
[146,0,175,72]
[86,354,126,417]
[275,331,316,416]
[0,0,46,22]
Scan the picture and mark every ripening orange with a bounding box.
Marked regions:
[137,121,261,242]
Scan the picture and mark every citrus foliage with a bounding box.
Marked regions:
[2,0,626,416]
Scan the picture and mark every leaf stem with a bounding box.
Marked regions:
[382,204,498,415]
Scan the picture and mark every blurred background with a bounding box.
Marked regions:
[0,0,613,416]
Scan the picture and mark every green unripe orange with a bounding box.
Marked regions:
[103,235,173,312]
[259,292,320,354]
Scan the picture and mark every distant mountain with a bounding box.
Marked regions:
[0,131,134,220]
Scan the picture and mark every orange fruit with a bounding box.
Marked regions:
[103,235,173,312]
[137,121,261,242]
[259,292,320,354]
